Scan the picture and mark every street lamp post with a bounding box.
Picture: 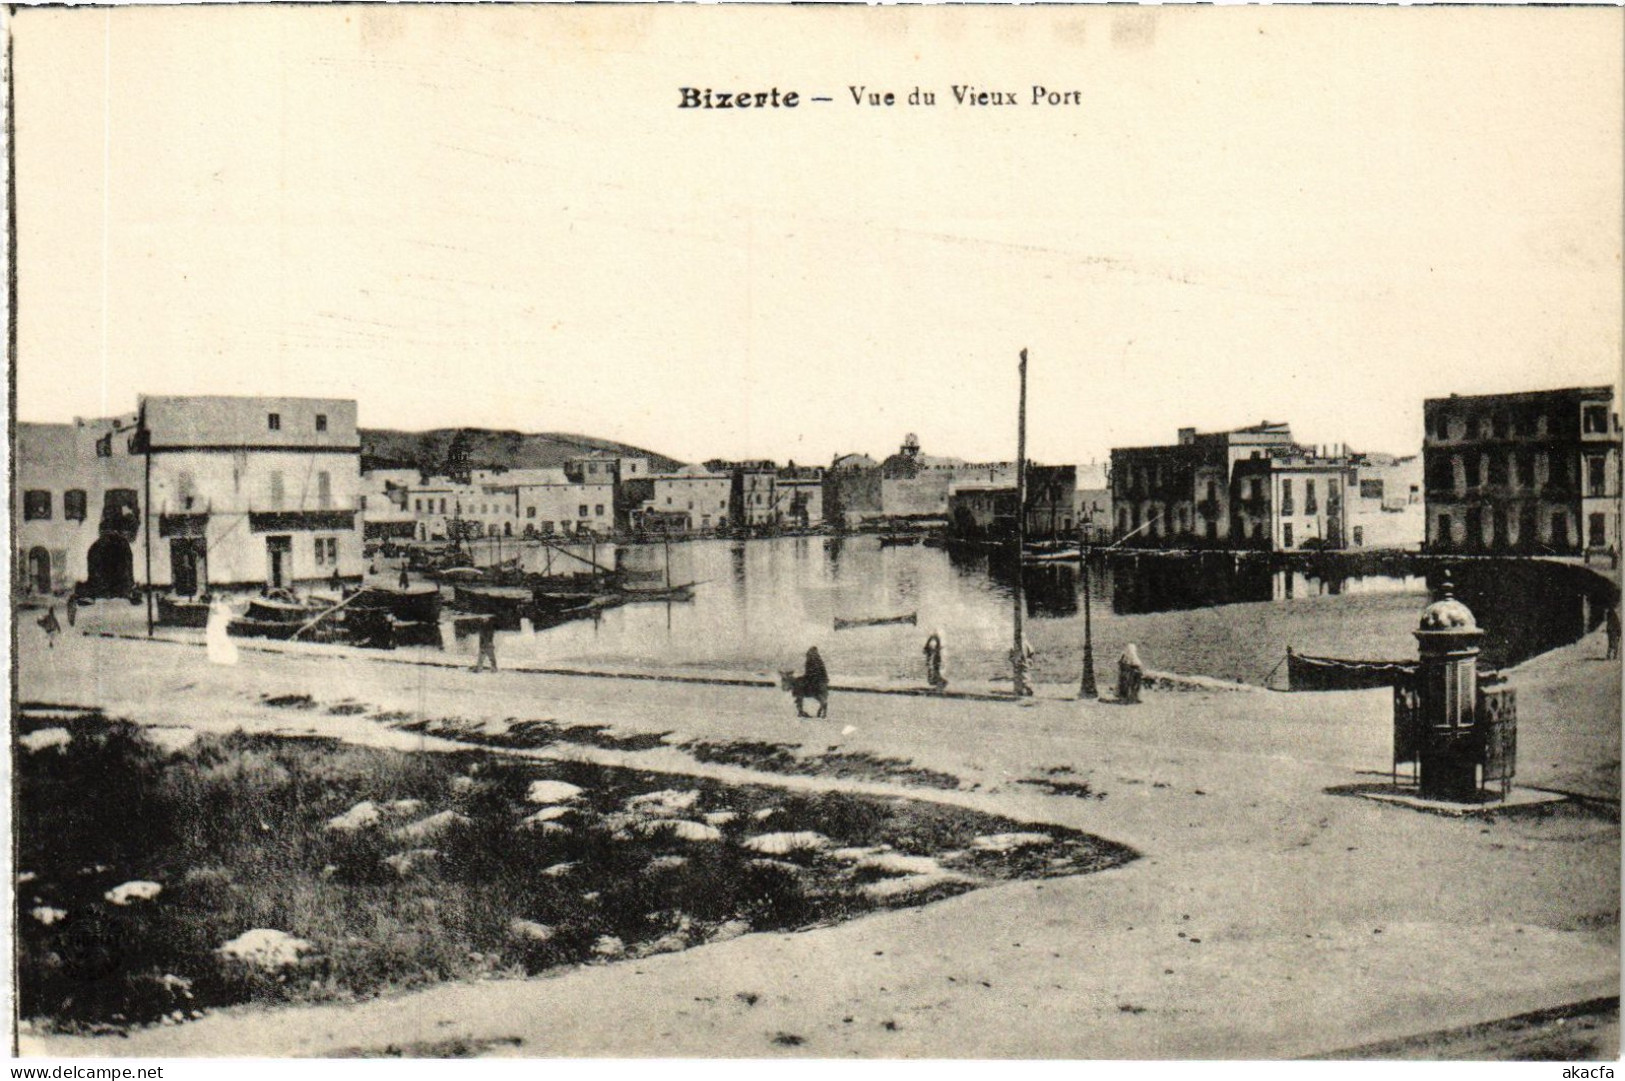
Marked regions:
[1079,544,1098,698]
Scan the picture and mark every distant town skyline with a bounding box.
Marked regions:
[13,7,1622,467]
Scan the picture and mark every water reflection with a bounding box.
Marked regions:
[480,536,1602,683]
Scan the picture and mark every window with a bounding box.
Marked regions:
[1492,412,1509,439]
[64,490,87,522]
[1427,457,1453,491]
[1488,453,1508,486]
[315,414,328,433]
[315,537,327,566]
[1587,455,1608,497]
[1517,453,1536,489]
[327,537,338,565]
[1359,479,1384,500]
[1463,455,1480,489]
[1590,513,1607,548]
[1283,523,1293,548]
[1352,525,1364,547]
[1280,479,1294,515]
[1436,514,1452,545]
[526,507,536,519]
[1583,405,1609,434]
[317,472,332,510]
[439,499,446,514]
[579,505,589,517]
[1306,480,1318,514]
[595,505,605,516]
[268,413,281,431]
[23,490,51,520]
[415,499,423,512]
[268,472,285,509]
[96,434,112,458]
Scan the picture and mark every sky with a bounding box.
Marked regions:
[12,6,1624,467]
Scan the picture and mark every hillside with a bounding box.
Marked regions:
[359,428,687,477]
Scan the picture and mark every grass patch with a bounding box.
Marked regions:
[682,739,964,790]
[15,706,1134,1034]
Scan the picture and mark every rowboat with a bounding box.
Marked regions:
[156,594,211,628]
[834,611,918,630]
[878,534,922,548]
[348,584,443,623]
[452,584,533,615]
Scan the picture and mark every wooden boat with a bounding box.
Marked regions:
[834,611,918,630]
[452,584,532,616]
[156,594,211,628]
[246,595,325,624]
[1023,544,1082,563]
[878,533,923,548]
[618,583,696,603]
[349,584,443,623]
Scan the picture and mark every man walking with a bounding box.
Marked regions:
[472,616,499,673]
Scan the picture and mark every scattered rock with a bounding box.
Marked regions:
[592,935,626,959]
[526,780,584,805]
[541,862,576,878]
[449,776,477,795]
[29,906,66,926]
[645,932,688,955]
[327,801,383,832]
[857,852,942,876]
[392,810,471,843]
[703,811,738,826]
[216,929,314,971]
[105,880,162,905]
[743,831,829,855]
[626,789,700,817]
[508,919,555,943]
[644,855,690,873]
[710,919,751,943]
[518,807,574,833]
[860,873,965,900]
[749,858,804,876]
[19,728,71,753]
[17,871,36,884]
[383,848,441,876]
[970,832,1052,853]
[751,807,778,821]
[832,845,892,862]
[144,727,200,754]
[385,799,424,817]
[643,819,723,843]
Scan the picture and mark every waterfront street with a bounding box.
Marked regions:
[16,611,1618,1059]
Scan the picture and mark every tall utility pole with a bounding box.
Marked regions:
[1079,545,1098,698]
[1012,349,1032,697]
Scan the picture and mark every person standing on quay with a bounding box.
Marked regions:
[472,617,499,673]
[1606,602,1620,661]
[1117,642,1144,704]
[923,630,948,692]
[38,605,61,649]
[804,646,830,709]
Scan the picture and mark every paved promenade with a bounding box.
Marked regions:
[16,614,1620,1059]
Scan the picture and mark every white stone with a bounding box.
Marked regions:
[703,811,738,826]
[326,801,382,832]
[970,832,1053,853]
[383,849,440,876]
[19,728,71,753]
[508,919,555,942]
[105,880,162,905]
[29,906,66,926]
[526,780,584,805]
[385,799,425,817]
[831,845,892,862]
[144,727,200,754]
[392,810,471,843]
[541,862,576,878]
[216,929,314,970]
[857,852,942,876]
[626,789,701,817]
[643,819,723,843]
[743,831,829,856]
[860,873,964,900]
[592,935,625,959]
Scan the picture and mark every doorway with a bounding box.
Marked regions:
[27,547,51,594]
[170,538,207,597]
[266,536,292,590]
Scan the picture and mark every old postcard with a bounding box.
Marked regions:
[7,3,1622,1064]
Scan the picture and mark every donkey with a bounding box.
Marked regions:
[779,670,829,719]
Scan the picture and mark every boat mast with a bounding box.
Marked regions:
[1012,349,1031,697]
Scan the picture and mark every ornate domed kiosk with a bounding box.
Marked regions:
[1393,572,1518,803]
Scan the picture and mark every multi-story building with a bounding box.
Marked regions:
[15,417,143,598]
[1110,422,1298,548]
[141,395,365,591]
[777,465,825,529]
[565,454,649,531]
[1344,453,1424,550]
[625,466,731,534]
[1423,386,1621,554]
[512,471,615,538]
[360,468,420,544]
[946,464,1078,541]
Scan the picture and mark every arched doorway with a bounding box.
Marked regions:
[26,547,51,594]
[85,534,135,598]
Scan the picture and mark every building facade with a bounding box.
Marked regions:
[1423,386,1621,554]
